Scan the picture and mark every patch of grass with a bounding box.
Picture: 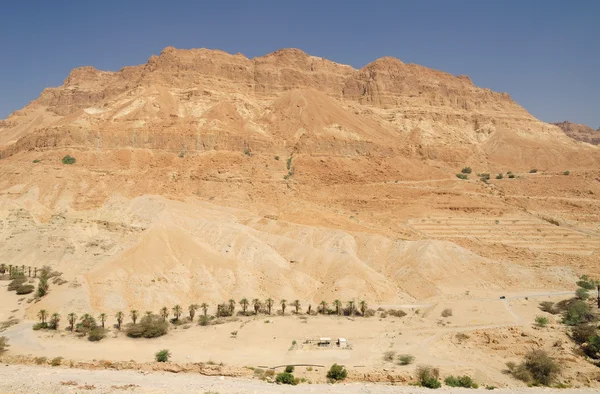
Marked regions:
[535,316,549,328]
[33,159,41,163]
[155,349,171,362]
[397,354,415,365]
[62,155,76,165]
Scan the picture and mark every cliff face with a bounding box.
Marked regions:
[0,47,595,169]
[553,121,600,145]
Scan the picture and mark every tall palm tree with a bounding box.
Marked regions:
[200,303,209,317]
[160,307,169,321]
[172,305,182,321]
[188,304,199,321]
[115,311,124,330]
[252,298,261,315]
[0,263,5,274]
[50,313,60,329]
[130,309,139,325]
[266,298,274,315]
[359,300,368,317]
[37,309,47,324]
[319,301,328,315]
[280,299,287,316]
[333,299,342,316]
[292,300,301,314]
[80,314,94,330]
[145,311,152,317]
[98,313,107,328]
[228,299,236,315]
[67,312,77,331]
[347,300,355,316]
[240,298,249,314]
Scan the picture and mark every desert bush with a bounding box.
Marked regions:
[479,173,490,182]
[33,322,48,330]
[577,277,596,290]
[563,300,593,326]
[539,301,558,314]
[455,332,470,341]
[583,335,600,359]
[16,284,34,295]
[265,369,275,378]
[51,357,63,366]
[535,316,549,327]
[571,324,597,344]
[34,356,47,365]
[456,173,468,180]
[461,167,472,174]
[327,364,347,381]
[387,309,407,318]
[441,308,453,318]
[530,169,537,173]
[62,155,76,165]
[155,349,170,362]
[507,350,560,386]
[88,327,106,342]
[445,375,478,388]
[75,314,97,334]
[397,354,415,365]
[198,316,210,326]
[380,312,387,318]
[563,170,570,176]
[126,315,168,338]
[285,365,294,373]
[496,173,503,180]
[7,276,27,291]
[0,336,8,354]
[508,173,515,178]
[276,372,296,385]
[383,350,396,361]
[576,288,590,300]
[416,365,441,389]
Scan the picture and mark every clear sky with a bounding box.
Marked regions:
[1,0,598,128]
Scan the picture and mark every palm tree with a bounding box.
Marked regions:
[188,304,198,321]
[252,298,261,315]
[145,311,152,317]
[307,304,312,314]
[160,307,169,321]
[347,300,355,316]
[200,303,209,317]
[38,309,47,324]
[98,313,107,328]
[115,311,124,330]
[266,298,274,315]
[172,305,182,321]
[333,299,342,316]
[280,299,287,316]
[50,313,60,329]
[359,300,368,316]
[240,298,249,314]
[292,300,301,314]
[228,299,236,315]
[130,309,139,325]
[67,312,77,331]
[319,301,328,314]
[80,314,94,330]
[0,264,5,274]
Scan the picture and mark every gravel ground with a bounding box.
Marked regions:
[0,364,598,394]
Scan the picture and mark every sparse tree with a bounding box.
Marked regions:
[320,301,328,314]
[200,303,209,317]
[50,313,60,329]
[38,309,48,324]
[347,300,355,316]
[292,300,301,314]
[333,300,342,315]
[281,299,287,316]
[240,298,249,314]
[99,313,107,328]
[130,309,139,325]
[188,304,198,321]
[266,298,274,315]
[172,305,182,321]
[252,298,261,315]
[228,299,236,315]
[67,313,77,331]
[115,311,124,330]
[160,307,169,321]
[360,300,368,316]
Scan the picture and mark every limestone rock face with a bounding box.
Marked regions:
[553,121,600,145]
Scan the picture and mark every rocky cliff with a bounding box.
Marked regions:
[553,121,600,145]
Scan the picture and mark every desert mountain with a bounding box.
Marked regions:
[553,120,600,145]
[0,47,599,314]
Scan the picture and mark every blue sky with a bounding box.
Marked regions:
[1,1,598,127]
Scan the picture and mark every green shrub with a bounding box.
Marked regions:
[577,277,596,290]
[496,173,503,180]
[383,350,396,361]
[461,167,472,174]
[508,173,515,178]
[0,336,8,354]
[33,322,48,330]
[479,173,490,182]
[535,316,549,327]
[571,324,597,344]
[88,327,106,342]
[563,170,570,176]
[51,357,63,366]
[539,301,558,314]
[127,315,168,338]
[34,356,47,365]
[33,159,41,163]
[274,155,280,160]
[285,365,294,373]
[155,349,170,362]
[275,372,296,385]
[416,365,441,389]
[583,335,600,359]
[563,300,593,326]
[398,354,415,365]
[445,375,478,388]
[456,173,468,180]
[327,363,347,381]
[16,284,34,295]
[387,309,407,318]
[7,276,27,291]
[62,155,76,165]
[576,288,589,300]
[530,169,537,173]
[507,350,560,386]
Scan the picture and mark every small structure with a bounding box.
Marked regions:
[318,337,332,347]
[337,338,347,348]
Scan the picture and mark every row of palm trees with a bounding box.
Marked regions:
[35,299,370,331]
